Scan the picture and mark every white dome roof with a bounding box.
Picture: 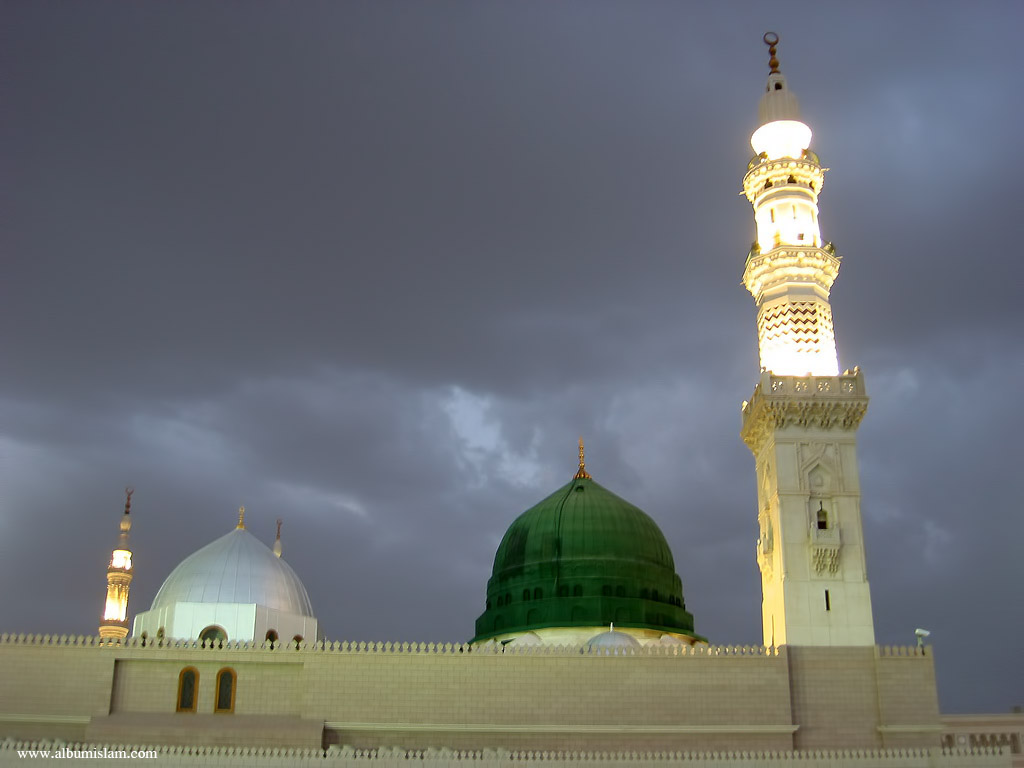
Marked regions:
[585,628,641,651]
[150,528,314,616]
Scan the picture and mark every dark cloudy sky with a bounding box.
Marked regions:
[2,1,1022,715]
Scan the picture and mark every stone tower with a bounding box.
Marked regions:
[99,488,134,639]
[739,34,875,647]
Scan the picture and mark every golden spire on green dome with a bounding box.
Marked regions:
[574,437,591,480]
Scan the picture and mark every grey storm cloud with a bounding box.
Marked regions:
[2,1,1022,716]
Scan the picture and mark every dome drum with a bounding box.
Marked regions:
[476,592,695,640]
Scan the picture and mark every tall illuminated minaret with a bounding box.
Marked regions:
[99,488,135,639]
[740,34,875,647]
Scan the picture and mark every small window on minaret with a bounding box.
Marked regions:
[774,82,783,91]
[825,590,831,611]
[817,504,828,530]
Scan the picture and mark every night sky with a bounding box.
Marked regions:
[2,1,1022,715]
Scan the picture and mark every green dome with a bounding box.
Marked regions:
[472,474,700,643]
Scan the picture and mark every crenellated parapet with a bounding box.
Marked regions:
[0,632,788,658]
[0,740,1010,766]
[741,370,869,452]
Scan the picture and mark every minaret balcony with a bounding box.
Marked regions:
[743,157,824,203]
[743,245,841,301]
[741,371,869,451]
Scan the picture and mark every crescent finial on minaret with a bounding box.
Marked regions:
[764,32,780,74]
[237,505,246,530]
[273,518,283,558]
[124,487,133,515]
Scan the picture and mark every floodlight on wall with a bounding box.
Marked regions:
[914,628,931,653]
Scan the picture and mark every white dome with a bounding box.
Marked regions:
[150,528,314,616]
[585,628,641,651]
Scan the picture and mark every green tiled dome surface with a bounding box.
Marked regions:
[472,476,699,642]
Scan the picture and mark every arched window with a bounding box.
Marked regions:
[199,626,227,647]
[523,589,531,602]
[817,504,828,530]
[292,634,303,649]
[496,595,504,607]
[176,667,198,713]
[264,630,278,645]
[214,668,236,713]
[533,587,542,600]
[504,593,511,606]
[572,585,583,597]
[557,585,568,598]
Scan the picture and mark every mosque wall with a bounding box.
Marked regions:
[786,646,941,750]
[0,635,948,757]
[0,640,114,743]
[309,644,793,752]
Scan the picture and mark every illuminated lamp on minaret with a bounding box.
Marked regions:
[740,34,876,647]
[99,488,135,640]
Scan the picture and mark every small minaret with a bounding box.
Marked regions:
[99,488,135,639]
[740,34,875,647]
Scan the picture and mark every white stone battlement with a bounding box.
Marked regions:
[0,632,938,662]
[0,739,1009,766]
[877,645,931,658]
[0,633,804,657]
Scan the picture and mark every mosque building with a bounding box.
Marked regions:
[1,34,1020,767]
